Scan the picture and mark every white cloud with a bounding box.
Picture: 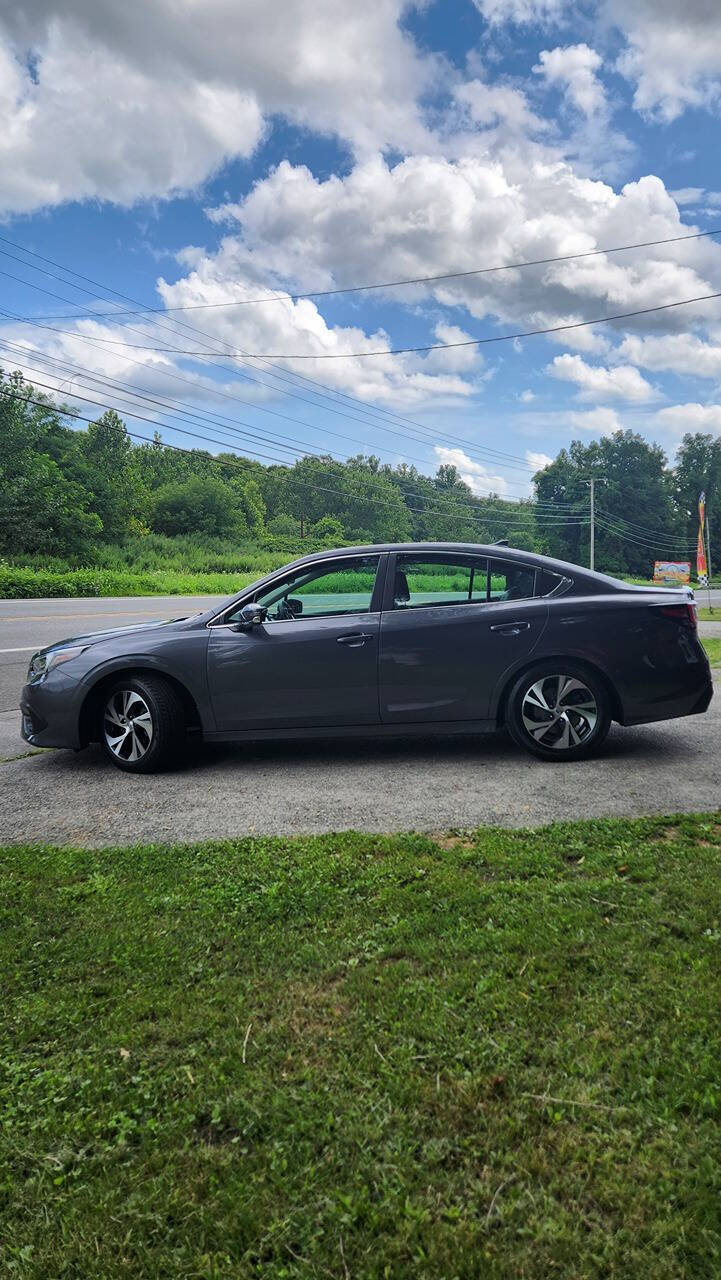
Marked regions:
[656,403,721,434]
[473,0,569,23]
[519,389,535,402]
[454,79,544,135]
[434,446,510,496]
[669,188,706,206]
[534,44,606,117]
[617,333,721,379]
[610,0,721,121]
[476,0,721,122]
[548,353,656,401]
[526,449,553,470]
[203,157,721,351]
[568,407,622,434]
[0,0,437,213]
[0,34,264,213]
[423,324,485,373]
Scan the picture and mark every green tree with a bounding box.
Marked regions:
[151,476,242,538]
[672,433,721,563]
[82,410,145,541]
[0,370,101,558]
[534,430,678,576]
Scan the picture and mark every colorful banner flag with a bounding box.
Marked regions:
[697,492,708,585]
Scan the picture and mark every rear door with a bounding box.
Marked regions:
[378,552,550,724]
[207,553,386,731]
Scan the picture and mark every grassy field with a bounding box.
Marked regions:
[698,607,720,622]
[702,636,721,665]
[2,816,721,1278]
[0,565,260,599]
[0,535,291,599]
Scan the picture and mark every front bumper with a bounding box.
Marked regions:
[20,678,83,750]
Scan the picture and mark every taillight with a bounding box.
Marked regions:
[656,602,697,630]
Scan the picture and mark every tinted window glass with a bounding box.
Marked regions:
[488,560,540,602]
[394,555,488,609]
[242,556,380,622]
[538,569,566,596]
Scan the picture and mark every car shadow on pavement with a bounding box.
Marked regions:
[22,719,699,777]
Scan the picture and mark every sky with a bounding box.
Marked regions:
[2,0,721,501]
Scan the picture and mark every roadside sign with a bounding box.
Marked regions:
[653,561,691,585]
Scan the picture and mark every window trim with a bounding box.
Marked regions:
[207,552,388,627]
[383,552,571,613]
[384,550,492,613]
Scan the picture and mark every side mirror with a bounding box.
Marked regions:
[234,602,267,630]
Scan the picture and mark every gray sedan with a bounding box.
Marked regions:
[21,542,712,772]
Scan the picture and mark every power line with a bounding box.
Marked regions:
[0,235,542,465]
[6,227,721,318]
[594,515,696,553]
[208,292,721,360]
[3,386,589,534]
[2,332,570,504]
[4,357,582,523]
[10,288,721,362]
[0,300,541,478]
[0,309,540,481]
[596,507,695,541]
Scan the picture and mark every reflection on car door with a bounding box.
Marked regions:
[207,554,385,731]
[378,553,548,724]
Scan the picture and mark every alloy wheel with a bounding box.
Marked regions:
[103,688,154,763]
[520,673,598,750]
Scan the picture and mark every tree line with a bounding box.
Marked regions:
[1,369,718,577]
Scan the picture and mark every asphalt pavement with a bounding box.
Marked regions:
[1,594,719,847]
[0,595,225,712]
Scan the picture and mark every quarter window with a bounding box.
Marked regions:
[487,560,566,601]
[228,555,381,623]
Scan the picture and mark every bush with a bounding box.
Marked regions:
[0,565,263,599]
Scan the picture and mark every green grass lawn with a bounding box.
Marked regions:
[702,636,721,665]
[2,816,721,1278]
[698,607,720,622]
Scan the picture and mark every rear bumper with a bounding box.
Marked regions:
[622,674,713,726]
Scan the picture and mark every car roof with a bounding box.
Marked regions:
[282,541,606,586]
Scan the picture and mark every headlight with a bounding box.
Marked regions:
[28,646,87,684]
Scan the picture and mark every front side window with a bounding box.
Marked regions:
[227,555,381,623]
[393,555,489,609]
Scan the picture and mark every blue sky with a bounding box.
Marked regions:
[2,0,721,501]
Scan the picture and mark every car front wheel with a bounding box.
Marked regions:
[505,663,611,761]
[100,675,186,773]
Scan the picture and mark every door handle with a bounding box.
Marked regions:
[336,632,374,647]
[489,621,531,636]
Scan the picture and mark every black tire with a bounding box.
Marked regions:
[505,661,611,761]
[99,674,186,773]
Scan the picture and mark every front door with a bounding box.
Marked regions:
[207,553,385,731]
[379,552,548,724]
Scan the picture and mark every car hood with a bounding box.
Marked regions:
[36,615,196,656]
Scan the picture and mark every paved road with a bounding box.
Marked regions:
[0,594,719,847]
[0,595,226,712]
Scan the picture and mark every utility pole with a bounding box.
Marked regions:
[583,477,607,572]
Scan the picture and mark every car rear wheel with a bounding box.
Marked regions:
[100,675,185,773]
[505,662,611,761]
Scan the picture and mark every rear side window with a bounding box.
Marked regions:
[393,555,488,609]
